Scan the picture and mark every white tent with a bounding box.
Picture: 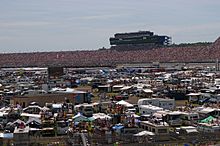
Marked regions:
[142,89,153,93]
[26,117,41,125]
[120,86,132,91]
[12,119,25,125]
[134,130,155,136]
[73,113,89,122]
[132,113,140,118]
[187,93,200,96]
[41,106,50,112]
[116,100,134,108]
[92,113,112,120]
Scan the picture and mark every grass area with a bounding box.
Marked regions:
[175,100,200,107]
[175,100,188,106]
[92,92,118,102]
[106,92,118,97]
[75,85,92,92]
[29,136,68,146]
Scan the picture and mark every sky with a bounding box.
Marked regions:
[0,0,220,53]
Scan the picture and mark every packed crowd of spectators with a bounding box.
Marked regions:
[0,37,219,67]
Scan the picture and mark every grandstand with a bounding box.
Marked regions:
[0,37,219,68]
[110,31,171,51]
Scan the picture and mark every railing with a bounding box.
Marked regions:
[87,132,220,146]
[27,131,220,146]
[80,133,90,146]
[29,136,69,145]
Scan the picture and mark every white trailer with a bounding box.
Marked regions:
[139,105,163,115]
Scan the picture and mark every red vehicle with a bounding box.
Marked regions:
[114,94,129,101]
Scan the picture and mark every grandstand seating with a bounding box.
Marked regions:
[0,37,219,68]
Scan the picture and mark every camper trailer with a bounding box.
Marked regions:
[138,98,175,110]
[139,105,163,115]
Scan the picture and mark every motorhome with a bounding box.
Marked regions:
[140,120,170,141]
[139,105,163,115]
[74,104,93,117]
[187,92,212,104]
[181,112,200,125]
[197,107,216,119]
[138,98,175,110]
[57,120,69,135]
[164,111,185,126]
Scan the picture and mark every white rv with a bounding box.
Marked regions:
[138,98,175,110]
[139,105,163,115]
[74,104,93,117]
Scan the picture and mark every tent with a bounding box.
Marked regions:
[26,117,41,125]
[26,118,42,128]
[12,119,25,125]
[142,89,153,93]
[88,117,95,122]
[116,100,134,108]
[120,86,132,91]
[92,113,112,120]
[200,116,215,123]
[134,130,155,136]
[112,124,124,130]
[73,113,89,122]
[41,106,50,112]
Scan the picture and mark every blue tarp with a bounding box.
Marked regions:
[0,133,13,139]
[112,125,124,130]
